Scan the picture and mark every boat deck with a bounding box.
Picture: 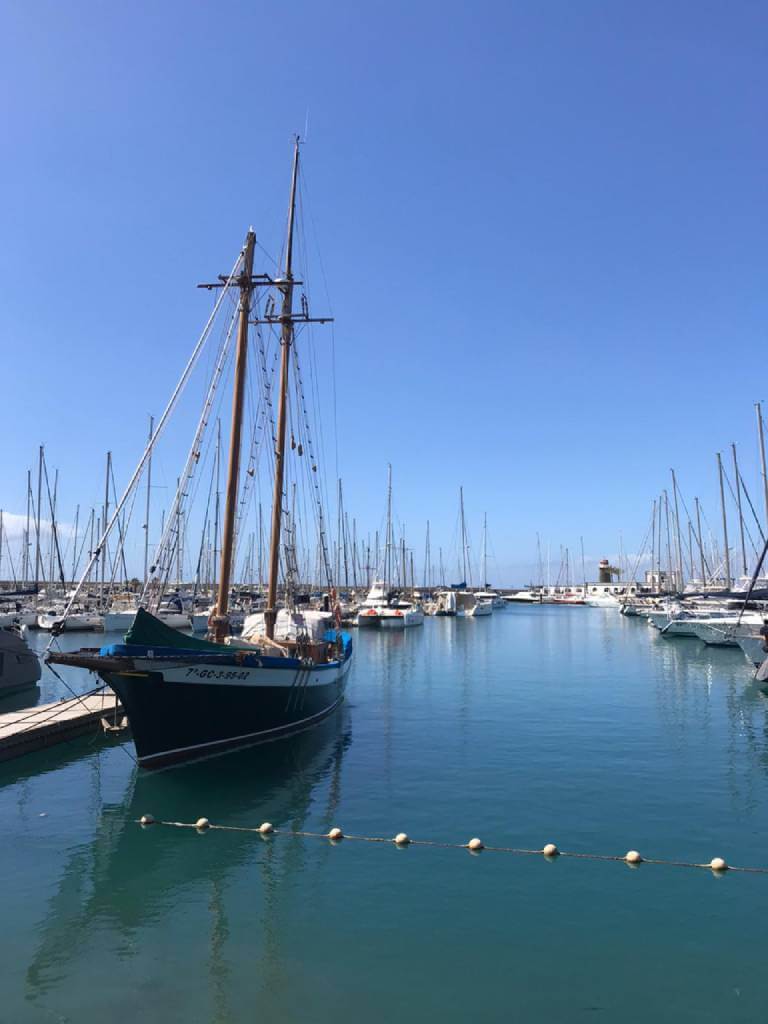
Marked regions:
[0,687,124,763]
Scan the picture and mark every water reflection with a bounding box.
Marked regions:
[24,710,351,1012]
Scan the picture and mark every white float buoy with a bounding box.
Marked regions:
[328,827,344,841]
[467,837,484,852]
[625,850,642,864]
[139,814,155,826]
[710,857,728,872]
[258,822,274,835]
[394,832,410,846]
[196,817,211,831]
[542,843,559,857]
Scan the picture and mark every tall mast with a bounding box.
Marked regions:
[143,414,154,585]
[756,402,768,536]
[34,445,43,591]
[88,510,95,587]
[24,470,31,586]
[265,140,300,640]
[663,491,672,586]
[71,504,80,584]
[536,532,543,588]
[670,470,684,590]
[424,520,430,589]
[716,452,731,591]
[175,477,182,587]
[694,497,706,584]
[651,499,659,589]
[460,486,467,585]
[212,231,256,639]
[101,452,110,607]
[385,465,392,590]
[213,418,221,593]
[731,443,748,578]
[49,467,58,586]
[482,513,488,588]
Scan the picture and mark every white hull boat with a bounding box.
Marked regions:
[38,610,104,632]
[468,598,493,616]
[1,626,42,696]
[737,634,768,669]
[379,605,424,628]
[104,609,140,632]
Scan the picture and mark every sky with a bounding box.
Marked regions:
[1,0,767,586]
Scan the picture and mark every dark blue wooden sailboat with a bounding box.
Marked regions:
[49,140,353,767]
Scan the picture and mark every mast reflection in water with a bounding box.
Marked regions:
[23,711,351,1017]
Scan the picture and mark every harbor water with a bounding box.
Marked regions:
[3,607,768,1022]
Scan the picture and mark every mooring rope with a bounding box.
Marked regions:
[0,666,139,765]
[0,680,105,735]
[135,817,761,875]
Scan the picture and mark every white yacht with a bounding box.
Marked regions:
[356,580,388,627]
[0,626,41,696]
[468,595,493,616]
[379,601,424,628]
[37,607,104,632]
[355,580,423,628]
[104,594,141,632]
[689,613,765,648]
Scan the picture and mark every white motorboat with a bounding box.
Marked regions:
[379,602,424,628]
[37,608,104,632]
[503,590,542,604]
[0,626,41,696]
[584,594,620,608]
[468,596,493,616]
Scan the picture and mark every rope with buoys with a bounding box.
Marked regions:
[135,817,763,875]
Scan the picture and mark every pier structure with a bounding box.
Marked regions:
[0,687,124,763]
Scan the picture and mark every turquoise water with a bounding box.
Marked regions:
[3,608,768,1023]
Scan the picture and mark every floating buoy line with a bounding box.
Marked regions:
[135,816,767,876]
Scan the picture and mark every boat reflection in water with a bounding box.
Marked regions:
[25,710,351,1013]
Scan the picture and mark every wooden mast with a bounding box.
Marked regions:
[264,139,300,640]
[211,230,256,640]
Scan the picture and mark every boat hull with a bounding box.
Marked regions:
[103,653,353,768]
[104,610,139,632]
[0,629,41,696]
[379,609,424,628]
[736,635,768,669]
[356,610,381,627]
[467,602,492,616]
[38,612,104,632]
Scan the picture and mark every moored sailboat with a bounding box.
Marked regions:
[48,140,353,767]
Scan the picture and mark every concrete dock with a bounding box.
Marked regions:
[0,688,125,762]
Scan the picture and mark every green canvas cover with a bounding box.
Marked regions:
[124,608,232,651]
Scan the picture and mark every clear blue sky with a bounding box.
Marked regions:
[1,1,767,584]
